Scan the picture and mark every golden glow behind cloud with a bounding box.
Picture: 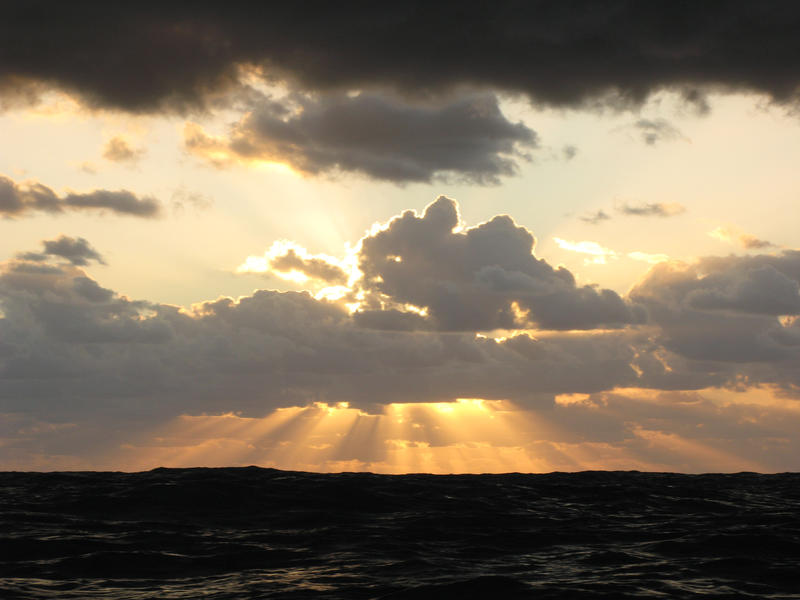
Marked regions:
[553,237,618,264]
[105,388,797,475]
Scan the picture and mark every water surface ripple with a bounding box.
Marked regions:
[1,468,799,598]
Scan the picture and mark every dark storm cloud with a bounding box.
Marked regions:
[185,93,537,184]
[18,236,105,266]
[0,174,160,217]
[4,1,800,113]
[354,196,641,330]
[617,201,686,217]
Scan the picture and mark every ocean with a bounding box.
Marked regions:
[1,468,799,598]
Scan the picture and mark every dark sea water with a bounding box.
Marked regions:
[1,468,799,599]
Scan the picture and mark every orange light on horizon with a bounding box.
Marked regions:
[110,389,777,474]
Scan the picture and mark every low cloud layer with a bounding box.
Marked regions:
[185,93,537,183]
[2,198,800,471]
[0,251,646,424]
[0,174,159,218]
[4,3,800,113]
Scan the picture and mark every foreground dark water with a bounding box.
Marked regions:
[1,469,799,599]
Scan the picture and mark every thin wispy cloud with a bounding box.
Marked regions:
[580,209,611,225]
[617,201,686,217]
[710,226,776,250]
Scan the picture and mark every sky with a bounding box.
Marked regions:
[2,1,800,473]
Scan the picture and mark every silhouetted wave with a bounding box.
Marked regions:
[2,468,799,598]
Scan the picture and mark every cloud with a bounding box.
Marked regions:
[617,201,686,217]
[710,226,775,250]
[0,174,160,218]
[0,252,646,425]
[353,197,639,330]
[170,187,213,214]
[185,93,537,183]
[630,252,800,365]
[629,118,686,145]
[102,136,145,163]
[554,237,618,265]
[579,209,610,225]
[238,241,349,285]
[4,3,800,113]
[5,198,800,470]
[628,251,670,264]
[17,236,105,266]
[562,145,578,161]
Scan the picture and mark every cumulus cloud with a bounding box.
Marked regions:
[353,197,639,330]
[630,252,800,365]
[617,201,686,217]
[4,3,800,113]
[185,93,537,183]
[17,236,105,266]
[0,174,159,218]
[102,136,145,163]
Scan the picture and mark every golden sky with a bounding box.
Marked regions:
[2,4,800,473]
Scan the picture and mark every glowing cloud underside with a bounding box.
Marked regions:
[113,392,780,474]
